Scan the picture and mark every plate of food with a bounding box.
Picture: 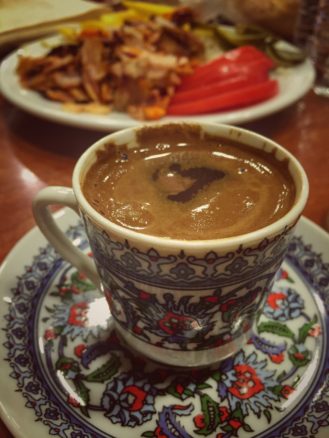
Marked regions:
[0,2,315,131]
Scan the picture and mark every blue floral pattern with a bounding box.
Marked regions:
[101,374,156,426]
[264,287,304,321]
[218,351,280,416]
[1,222,329,438]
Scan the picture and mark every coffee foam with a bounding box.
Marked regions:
[82,125,295,240]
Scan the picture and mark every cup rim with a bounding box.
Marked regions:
[72,122,309,250]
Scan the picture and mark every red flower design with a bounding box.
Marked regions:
[68,302,88,327]
[59,287,68,296]
[61,362,73,371]
[281,385,294,399]
[194,406,230,431]
[280,270,289,280]
[228,364,264,399]
[59,285,81,296]
[293,352,305,360]
[308,325,321,337]
[219,406,229,422]
[44,328,56,341]
[101,374,155,426]
[194,413,206,429]
[155,426,168,438]
[219,298,239,313]
[158,312,198,335]
[67,394,80,407]
[175,384,185,395]
[74,343,87,358]
[123,385,147,411]
[229,419,242,429]
[270,352,284,364]
[267,292,287,310]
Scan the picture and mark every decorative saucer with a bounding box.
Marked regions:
[0,209,328,438]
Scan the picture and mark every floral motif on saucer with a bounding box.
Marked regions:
[3,221,329,437]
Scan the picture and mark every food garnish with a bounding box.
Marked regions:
[168,46,278,115]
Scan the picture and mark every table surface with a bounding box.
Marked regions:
[0,89,329,436]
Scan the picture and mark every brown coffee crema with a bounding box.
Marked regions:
[82,124,296,240]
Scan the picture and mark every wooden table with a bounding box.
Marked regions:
[0,90,329,437]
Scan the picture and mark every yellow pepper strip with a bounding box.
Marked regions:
[100,10,142,27]
[81,20,107,30]
[59,26,79,41]
[123,1,176,16]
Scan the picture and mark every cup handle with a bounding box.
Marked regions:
[32,186,101,289]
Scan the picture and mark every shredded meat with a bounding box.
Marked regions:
[17,11,204,120]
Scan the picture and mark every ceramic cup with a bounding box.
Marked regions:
[32,122,309,367]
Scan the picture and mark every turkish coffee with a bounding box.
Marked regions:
[82,124,295,240]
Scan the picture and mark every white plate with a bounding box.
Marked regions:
[0,35,315,131]
[0,209,329,437]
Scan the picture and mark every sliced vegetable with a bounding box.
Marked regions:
[186,58,273,90]
[167,79,278,115]
[59,26,79,41]
[216,24,270,48]
[123,1,176,16]
[171,72,268,104]
[190,45,271,77]
[265,40,306,66]
[100,10,142,27]
[178,47,274,92]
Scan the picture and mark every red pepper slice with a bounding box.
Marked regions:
[179,46,274,89]
[200,45,272,70]
[193,45,270,76]
[167,79,279,115]
[171,70,268,104]
[179,57,274,92]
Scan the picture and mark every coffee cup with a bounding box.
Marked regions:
[33,122,308,367]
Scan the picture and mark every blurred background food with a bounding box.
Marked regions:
[188,0,301,40]
[92,0,301,39]
[0,0,301,50]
